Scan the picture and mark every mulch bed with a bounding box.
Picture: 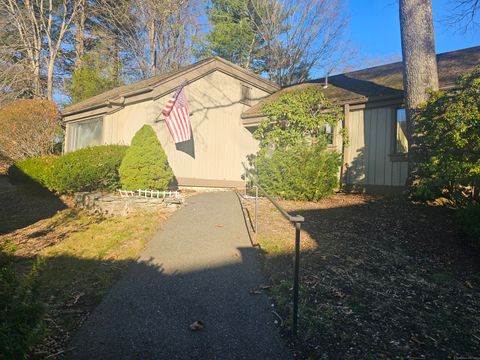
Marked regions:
[243,193,480,359]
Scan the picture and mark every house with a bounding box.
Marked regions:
[62,57,279,188]
[62,46,480,192]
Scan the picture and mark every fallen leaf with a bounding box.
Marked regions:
[189,320,204,331]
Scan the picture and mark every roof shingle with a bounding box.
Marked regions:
[242,46,480,119]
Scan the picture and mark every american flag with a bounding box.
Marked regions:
[162,85,192,143]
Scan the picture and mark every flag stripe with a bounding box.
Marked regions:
[162,86,192,143]
[171,108,185,140]
[177,107,189,139]
[169,112,182,142]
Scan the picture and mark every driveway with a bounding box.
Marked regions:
[66,191,290,359]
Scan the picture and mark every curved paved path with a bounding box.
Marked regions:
[67,191,290,360]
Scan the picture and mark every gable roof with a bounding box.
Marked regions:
[242,46,480,120]
[62,57,280,117]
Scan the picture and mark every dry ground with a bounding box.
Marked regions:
[241,193,480,359]
[0,178,170,358]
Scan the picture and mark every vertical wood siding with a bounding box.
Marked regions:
[99,71,267,184]
[346,107,408,187]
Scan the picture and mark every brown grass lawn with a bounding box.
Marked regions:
[0,179,170,358]
[241,193,480,359]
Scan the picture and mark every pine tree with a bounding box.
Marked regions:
[71,53,124,104]
[196,0,264,71]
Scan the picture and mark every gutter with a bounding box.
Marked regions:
[62,87,154,117]
[241,82,459,122]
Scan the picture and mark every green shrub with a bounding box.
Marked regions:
[414,66,480,205]
[119,125,174,191]
[457,205,480,246]
[254,142,341,201]
[54,145,128,194]
[256,87,344,148]
[8,156,58,190]
[0,247,44,359]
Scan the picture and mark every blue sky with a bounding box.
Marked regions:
[346,0,479,63]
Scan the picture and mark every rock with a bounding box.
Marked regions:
[74,192,182,216]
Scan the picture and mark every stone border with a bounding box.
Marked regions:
[74,192,182,216]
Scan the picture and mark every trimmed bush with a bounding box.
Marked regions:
[54,145,128,193]
[7,145,127,194]
[0,247,44,359]
[0,99,61,161]
[254,142,341,201]
[8,155,58,190]
[119,125,174,191]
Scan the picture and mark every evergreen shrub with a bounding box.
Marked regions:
[254,142,341,201]
[53,145,127,193]
[119,125,174,191]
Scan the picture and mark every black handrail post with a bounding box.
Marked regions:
[293,221,301,337]
[241,162,304,336]
[253,185,258,233]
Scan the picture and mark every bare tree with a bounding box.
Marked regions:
[95,0,200,79]
[0,51,34,107]
[0,0,79,100]
[42,0,80,99]
[74,0,86,70]
[0,11,35,105]
[444,0,480,31]
[399,0,439,182]
[249,0,349,86]
[1,0,43,97]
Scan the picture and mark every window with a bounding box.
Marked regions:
[68,117,103,152]
[325,123,334,145]
[240,84,252,105]
[395,108,408,153]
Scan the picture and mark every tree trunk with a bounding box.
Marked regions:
[32,57,41,98]
[74,0,86,70]
[148,18,156,77]
[47,57,55,100]
[399,0,439,185]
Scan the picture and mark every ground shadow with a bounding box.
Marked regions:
[3,244,288,359]
[343,146,366,191]
[248,194,480,359]
[0,177,67,235]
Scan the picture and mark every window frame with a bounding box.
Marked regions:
[67,116,104,152]
[390,107,408,161]
[325,123,336,147]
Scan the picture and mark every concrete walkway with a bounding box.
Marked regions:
[67,191,290,360]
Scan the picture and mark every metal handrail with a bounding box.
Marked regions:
[242,162,304,336]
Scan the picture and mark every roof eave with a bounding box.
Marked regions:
[62,57,280,118]
[241,81,461,121]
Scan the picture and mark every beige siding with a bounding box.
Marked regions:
[104,100,155,145]
[345,107,407,187]
[151,71,262,183]
[345,109,365,185]
[66,70,268,186]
